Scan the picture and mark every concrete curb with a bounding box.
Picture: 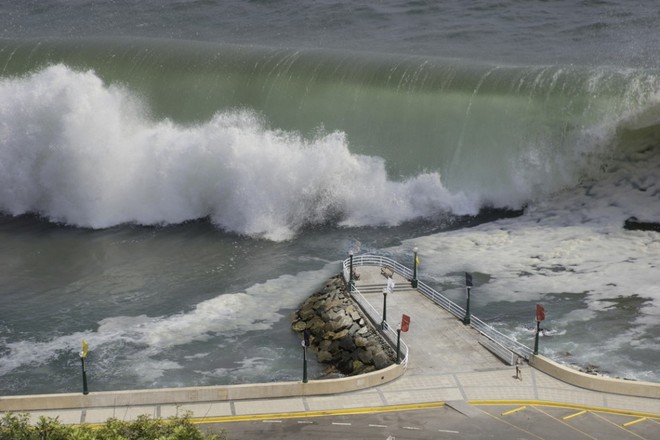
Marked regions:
[0,362,405,412]
[530,355,660,399]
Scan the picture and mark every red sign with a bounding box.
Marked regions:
[401,314,411,332]
[536,304,545,322]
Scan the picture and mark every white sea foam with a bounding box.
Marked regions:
[401,146,660,381]
[0,65,479,241]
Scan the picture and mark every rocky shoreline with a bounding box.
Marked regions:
[290,274,396,377]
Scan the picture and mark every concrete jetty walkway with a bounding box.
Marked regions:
[1,264,659,427]
[352,266,659,414]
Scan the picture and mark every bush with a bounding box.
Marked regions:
[0,411,225,440]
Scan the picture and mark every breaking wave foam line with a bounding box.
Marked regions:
[0,65,479,241]
[0,263,337,378]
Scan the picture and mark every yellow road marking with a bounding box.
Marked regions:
[501,406,526,416]
[470,400,660,419]
[532,406,597,440]
[623,417,647,427]
[70,399,660,429]
[477,407,544,440]
[590,411,647,440]
[192,402,445,424]
[563,410,587,420]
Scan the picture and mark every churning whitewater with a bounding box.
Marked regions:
[0,64,478,241]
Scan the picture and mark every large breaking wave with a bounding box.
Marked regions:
[3,39,660,239]
[0,65,477,240]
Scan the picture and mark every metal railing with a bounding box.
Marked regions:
[343,254,533,361]
[348,284,409,369]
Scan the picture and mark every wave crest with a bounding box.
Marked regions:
[0,65,478,240]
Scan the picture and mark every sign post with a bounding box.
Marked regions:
[80,339,89,395]
[534,304,545,355]
[397,314,410,364]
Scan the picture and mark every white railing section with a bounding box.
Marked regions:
[417,280,466,320]
[343,254,533,361]
[349,284,409,369]
[344,254,413,282]
[472,316,534,359]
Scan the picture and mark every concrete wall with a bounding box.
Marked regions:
[0,362,405,412]
[530,354,660,399]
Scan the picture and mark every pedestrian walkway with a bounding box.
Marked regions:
[351,265,660,415]
[2,264,659,427]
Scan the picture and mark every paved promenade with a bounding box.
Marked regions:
[352,266,659,414]
[2,265,659,431]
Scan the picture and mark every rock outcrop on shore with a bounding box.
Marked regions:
[291,274,396,376]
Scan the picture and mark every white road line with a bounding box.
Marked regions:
[261,420,282,423]
[332,422,352,426]
[438,429,460,434]
[403,426,421,430]
[369,424,388,428]
[297,421,314,424]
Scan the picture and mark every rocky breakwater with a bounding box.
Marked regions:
[291,275,396,376]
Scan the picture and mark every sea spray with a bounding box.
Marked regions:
[0,64,479,240]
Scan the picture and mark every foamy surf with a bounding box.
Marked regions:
[0,263,337,387]
[399,146,660,381]
[0,65,482,241]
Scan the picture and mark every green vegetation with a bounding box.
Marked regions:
[0,411,225,440]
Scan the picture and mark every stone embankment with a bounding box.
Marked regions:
[291,275,395,376]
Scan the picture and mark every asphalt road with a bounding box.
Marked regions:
[200,404,659,440]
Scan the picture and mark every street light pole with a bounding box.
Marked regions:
[463,286,471,325]
[411,247,418,288]
[302,345,308,383]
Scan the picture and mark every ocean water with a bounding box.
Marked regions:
[1,1,659,394]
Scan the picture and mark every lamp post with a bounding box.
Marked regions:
[382,287,388,329]
[463,272,472,325]
[411,247,418,288]
[348,250,354,293]
[302,330,310,383]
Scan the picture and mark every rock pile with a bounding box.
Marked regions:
[291,274,396,376]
